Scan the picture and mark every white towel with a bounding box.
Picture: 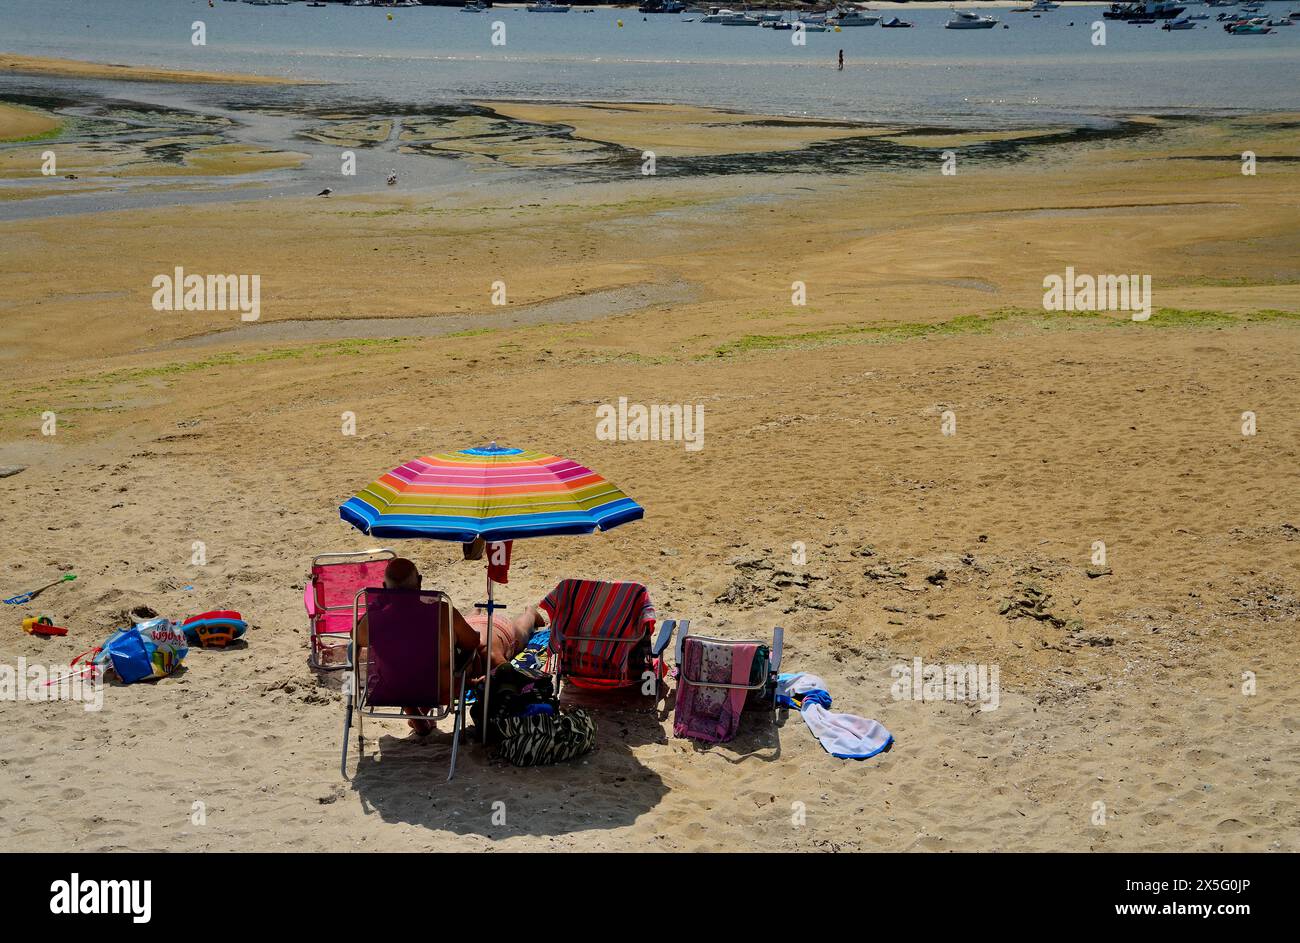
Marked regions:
[776,672,893,760]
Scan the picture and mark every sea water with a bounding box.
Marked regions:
[1,0,1298,128]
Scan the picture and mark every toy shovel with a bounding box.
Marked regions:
[4,573,76,605]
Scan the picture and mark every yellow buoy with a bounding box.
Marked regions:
[833,25,841,32]
[387,12,393,20]
[617,19,623,27]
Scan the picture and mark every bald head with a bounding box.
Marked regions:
[384,557,421,590]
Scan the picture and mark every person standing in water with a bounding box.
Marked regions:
[838,49,844,72]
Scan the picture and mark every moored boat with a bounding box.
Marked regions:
[1103,2,1187,21]
[945,9,999,28]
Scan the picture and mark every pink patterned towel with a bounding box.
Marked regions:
[673,639,759,743]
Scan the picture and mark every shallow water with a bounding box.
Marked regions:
[3,0,1299,128]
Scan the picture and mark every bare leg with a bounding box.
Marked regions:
[405,707,433,735]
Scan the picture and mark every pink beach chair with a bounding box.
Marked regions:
[305,549,394,670]
[672,623,783,743]
[341,587,475,782]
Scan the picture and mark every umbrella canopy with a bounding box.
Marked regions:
[339,444,643,542]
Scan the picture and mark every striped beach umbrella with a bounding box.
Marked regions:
[340,443,643,741]
[339,444,644,542]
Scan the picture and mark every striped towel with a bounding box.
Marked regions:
[541,579,655,684]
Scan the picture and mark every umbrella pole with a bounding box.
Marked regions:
[480,562,495,745]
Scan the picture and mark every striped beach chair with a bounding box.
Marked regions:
[542,579,675,699]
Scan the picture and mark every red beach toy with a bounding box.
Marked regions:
[22,616,68,637]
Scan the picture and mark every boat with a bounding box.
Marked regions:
[1161,16,1196,27]
[830,7,883,26]
[881,16,913,26]
[1267,17,1294,25]
[1012,0,1058,11]
[697,7,740,22]
[526,1,571,11]
[945,9,999,28]
[1102,2,1187,21]
[720,13,762,24]
[640,1,686,11]
[460,0,488,9]
[1224,18,1272,32]
[347,0,375,6]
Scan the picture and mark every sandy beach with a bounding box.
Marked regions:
[1,52,1298,853]
[0,53,312,86]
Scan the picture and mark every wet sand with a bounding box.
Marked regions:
[0,54,314,86]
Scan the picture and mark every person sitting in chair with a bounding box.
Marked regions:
[355,557,542,734]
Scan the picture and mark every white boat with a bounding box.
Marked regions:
[1012,0,1060,12]
[830,9,882,26]
[720,13,762,24]
[945,9,999,28]
[698,8,740,22]
[526,1,571,11]
[1162,15,1196,27]
[460,0,488,10]
[347,0,375,6]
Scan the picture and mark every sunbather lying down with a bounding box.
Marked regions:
[354,557,546,735]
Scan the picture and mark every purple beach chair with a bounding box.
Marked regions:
[341,587,473,782]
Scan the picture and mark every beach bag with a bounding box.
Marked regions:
[103,619,188,683]
[493,709,596,767]
[103,627,154,684]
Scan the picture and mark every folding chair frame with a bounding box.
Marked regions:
[674,622,784,721]
[306,548,395,671]
[340,588,473,782]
